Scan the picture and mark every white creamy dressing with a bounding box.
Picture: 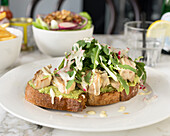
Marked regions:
[108,59,111,65]
[57,70,76,93]
[81,76,88,91]
[143,95,158,103]
[100,111,107,117]
[52,77,66,93]
[118,106,126,112]
[41,66,51,76]
[86,110,96,115]
[67,44,85,71]
[95,60,99,65]
[73,43,79,51]
[115,65,121,70]
[58,95,63,101]
[84,37,94,43]
[93,82,96,95]
[56,42,85,93]
[50,88,55,104]
[81,94,85,99]
[92,69,95,74]
[96,75,101,95]
[95,42,102,49]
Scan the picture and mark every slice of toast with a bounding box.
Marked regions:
[25,83,139,111]
[86,84,139,106]
[120,84,139,101]
[25,83,87,112]
[86,91,120,106]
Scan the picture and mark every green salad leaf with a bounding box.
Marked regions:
[54,37,146,95]
[58,58,65,70]
[84,71,92,84]
[66,80,74,90]
[33,11,92,31]
[135,62,147,83]
[79,12,92,30]
[116,73,129,95]
[33,17,49,30]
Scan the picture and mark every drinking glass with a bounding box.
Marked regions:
[124,21,165,67]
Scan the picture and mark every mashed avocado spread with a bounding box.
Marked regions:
[29,75,139,99]
[29,81,84,99]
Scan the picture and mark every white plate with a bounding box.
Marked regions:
[0,58,170,132]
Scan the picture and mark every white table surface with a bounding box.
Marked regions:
[0,35,170,136]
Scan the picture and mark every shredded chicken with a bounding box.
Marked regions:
[119,57,136,82]
[110,79,120,90]
[52,76,75,94]
[101,72,110,88]
[88,70,102,95]
[32,65,52,89]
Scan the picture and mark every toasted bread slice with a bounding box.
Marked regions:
[25,83,139,111]
[86,91,120,106]
[120,84,139,101]
[86,84,139,106]
[25,83,87,112]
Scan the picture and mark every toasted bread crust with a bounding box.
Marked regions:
[25,83,138,111]
[86,91,120,106]
[120,84,139,101]
[86,85,139,106]
[25,84,87,112]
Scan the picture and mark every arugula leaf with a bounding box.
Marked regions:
[135,56,143,61]
[108,65,129,95]
[75,71,82,83]
[91,47,99,66]
[118,65,136,73]
[84,71,91,84]
[58,58,65,70]
[77,40,86,48]
[116,74,129,95]
[90,46,101,84]
[110,56,136,73]
[99,56,118,81]
[66,80,74,90]
[86,42,91,48]
[103,45,109,55]
[67,71,74,77]
[135,62,147,83]
[101,56,107,62]
[75,79,81,84]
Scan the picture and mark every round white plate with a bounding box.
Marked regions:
[0,58,170,132]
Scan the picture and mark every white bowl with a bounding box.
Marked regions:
[33,26,94,57]
[0,27,23,71]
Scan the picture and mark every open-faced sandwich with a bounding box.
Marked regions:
[25,38,146,112]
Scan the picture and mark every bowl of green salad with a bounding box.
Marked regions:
[32,10,93,57]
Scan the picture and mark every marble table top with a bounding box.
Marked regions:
[0,35,170,136]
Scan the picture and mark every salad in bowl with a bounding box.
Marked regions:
[32,10,93,56]
[33,9,92,31]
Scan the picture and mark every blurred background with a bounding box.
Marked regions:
[1,0,164,34]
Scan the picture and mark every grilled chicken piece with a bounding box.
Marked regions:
[88,71,102,96]
[32,65,52,89]
[52,76,76,94]
[119,57,136,82]
[110,79,120,90]
[101,72,110,88]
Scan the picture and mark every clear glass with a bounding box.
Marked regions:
[124,21,165,67]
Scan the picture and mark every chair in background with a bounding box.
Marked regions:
[26,0,140,34]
